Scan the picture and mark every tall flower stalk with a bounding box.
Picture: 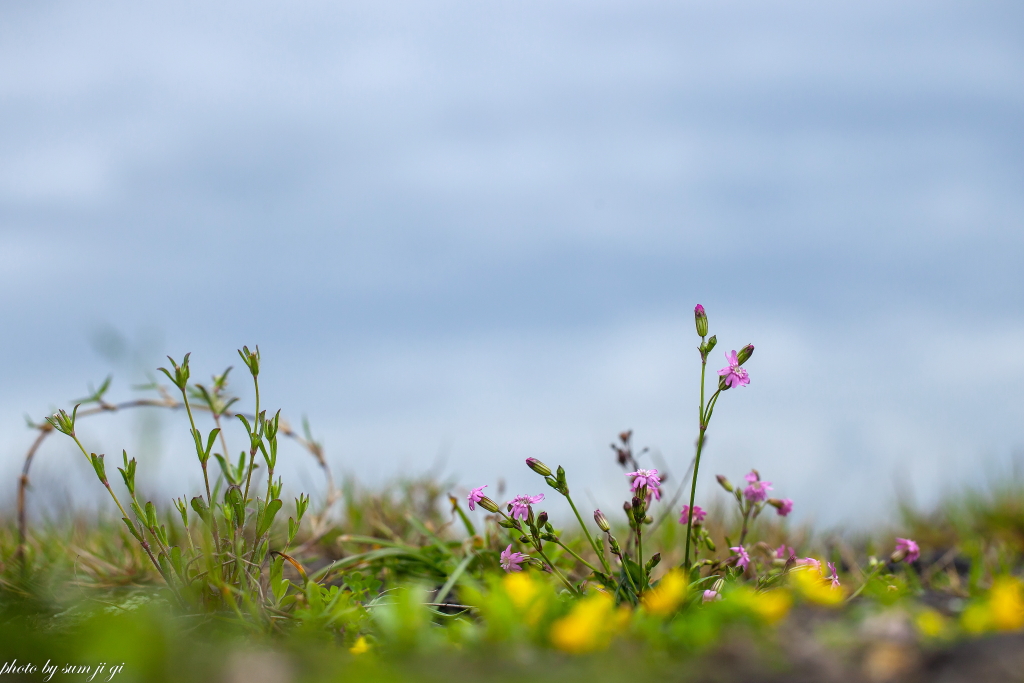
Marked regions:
[683,305,754,570]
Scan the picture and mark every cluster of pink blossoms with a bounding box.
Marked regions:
[679,504,706,525]
[626,468,662,502]
[743,471,773,503]
[730,545,751,570]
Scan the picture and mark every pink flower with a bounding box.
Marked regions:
[467,485,487,511]
[679,504,707,525]
[894,538,920,563]
[827,562,840,589]
[702,589,721,603]
[500,544,528,572]
[626,469,662,501]
[743,479,773,503]
[730,545,751,570]
[626,468,660,492]
[718,350,750,389]
[775,498,793,516]
[796,557,822,574]
[775,545,795,560]
[507,493,544,521]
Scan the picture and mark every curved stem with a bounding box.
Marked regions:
[564,492,611,573]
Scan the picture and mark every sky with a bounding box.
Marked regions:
[1,0,1023,528]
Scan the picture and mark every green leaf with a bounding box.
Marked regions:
[121,517,144,543]
[256,499,283,539]
[190,496,210,524]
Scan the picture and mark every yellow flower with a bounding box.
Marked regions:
[502,572,546,625]
[642,570,688,616]
[790,565,844,607]
[960,576,1024,634]
[915,609,948,638]
[990,576,1024,631]
[349,636,369,655]
[550,593,626,654]
[751,589,793,624]
[503,572,539,609]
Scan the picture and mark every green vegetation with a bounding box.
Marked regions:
[2,323,1023,681]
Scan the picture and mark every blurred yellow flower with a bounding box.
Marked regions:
[642,570,688,616]
[550,593,627,653]
[750,589,793,624]
[349,636,369,655]
[503,572,540,609]
[990,576,1024,631]
[790,565,844,607]
[915,609,948,638]
[502,572,547,625]
[965,576,1024,633]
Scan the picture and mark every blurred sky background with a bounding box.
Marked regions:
[2,0,1023,528]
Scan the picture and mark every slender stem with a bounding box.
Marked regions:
[684,345,708,571]
[71,435,179,592]
[499,510,577,595]
[847,564,884,602]
[180,389,221,554]
[242,377,262,505]
[683,429,706,570]
[614,548,640,595]
[564,492,611,573]
[554,541,601,574]
[636,526,644,588]
[739,502,763,546]
[535,545,577,594]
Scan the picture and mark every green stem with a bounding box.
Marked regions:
[535,545,577,594]
[564,492,611,573]
[241,377,261,505]
[683,429,706,570]
[500,511,577,595]
[556,540,601,574]
[847,564,884,602]
[615,548,640,595]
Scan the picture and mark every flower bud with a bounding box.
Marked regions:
[705,536,716,551]
[526,457,552,477]
[705,335,717,353]
[594,509,610,532]
[623,500,632,512]
[716,474,733,492]
[477,496,500,513]
[694,304,708,337]
[645,553,661,572]
[736,344,754,366]
[537,511,548,526]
